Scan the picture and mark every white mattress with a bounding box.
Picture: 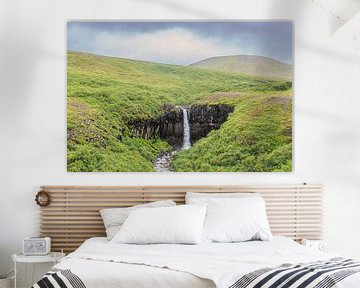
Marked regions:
[53,236,360,288]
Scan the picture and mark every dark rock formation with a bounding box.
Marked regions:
[129,107,184,147]
[129,104,233,147]
[189,104,234,142]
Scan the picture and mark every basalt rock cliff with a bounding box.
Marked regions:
[189,104,234,142]
[129,108,184,147]
[129,104,233,147]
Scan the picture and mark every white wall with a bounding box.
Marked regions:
[1,0,360,285]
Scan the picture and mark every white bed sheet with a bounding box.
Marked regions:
[54,236,360,288]
[56,258,214,288]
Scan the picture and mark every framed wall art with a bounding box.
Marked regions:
[67,21,292,172]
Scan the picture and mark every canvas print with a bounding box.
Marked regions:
[67,21,292,172]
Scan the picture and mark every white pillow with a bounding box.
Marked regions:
[100,200,176,240]
[111,205,207,244]
[186,192,259,205]
[202,197,272,243]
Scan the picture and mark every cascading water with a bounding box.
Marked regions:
[181,107,191,150]
[154,106,191,172]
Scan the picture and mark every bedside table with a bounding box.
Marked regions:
[301,239,328,252]
[12,252,65,288]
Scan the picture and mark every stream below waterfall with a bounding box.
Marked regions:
[154,107,190,172]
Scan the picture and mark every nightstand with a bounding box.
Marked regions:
[12,252,65,288]
[301,239,328,252]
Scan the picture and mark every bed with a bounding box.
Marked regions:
[33,236,360,288]
[33,185,360,288]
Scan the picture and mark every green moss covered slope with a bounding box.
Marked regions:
[67,51,292,172]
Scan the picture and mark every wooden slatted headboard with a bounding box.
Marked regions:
[39,184,323,253]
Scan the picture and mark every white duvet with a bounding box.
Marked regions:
[54,237,360,288]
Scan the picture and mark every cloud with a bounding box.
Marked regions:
[76,28,239,65]
[68,23,292,65]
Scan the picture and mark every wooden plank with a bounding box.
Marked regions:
[41,185,321,189]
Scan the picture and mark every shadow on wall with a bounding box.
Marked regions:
[0,0,60,281]
[132,0,220,18]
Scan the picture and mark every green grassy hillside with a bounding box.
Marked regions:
[67,51,292,172]
[173,92,292,171]
[189,55,292,81]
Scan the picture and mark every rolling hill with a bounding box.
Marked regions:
[189,55,292,80]
[67,51,292,172]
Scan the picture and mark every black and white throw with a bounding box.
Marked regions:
[32,257,360,288]
[229,258,360,288]
[32,268,86,288]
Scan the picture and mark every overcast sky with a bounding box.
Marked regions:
[67,22,292,65]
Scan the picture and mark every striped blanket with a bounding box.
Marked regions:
[32,268,86,288]
[32,258,360,288]
[230,258,360,288]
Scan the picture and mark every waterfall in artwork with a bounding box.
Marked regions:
[181,107,191,150]
[154,106,191,172]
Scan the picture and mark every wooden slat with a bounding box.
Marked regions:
[39,184,323,253]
